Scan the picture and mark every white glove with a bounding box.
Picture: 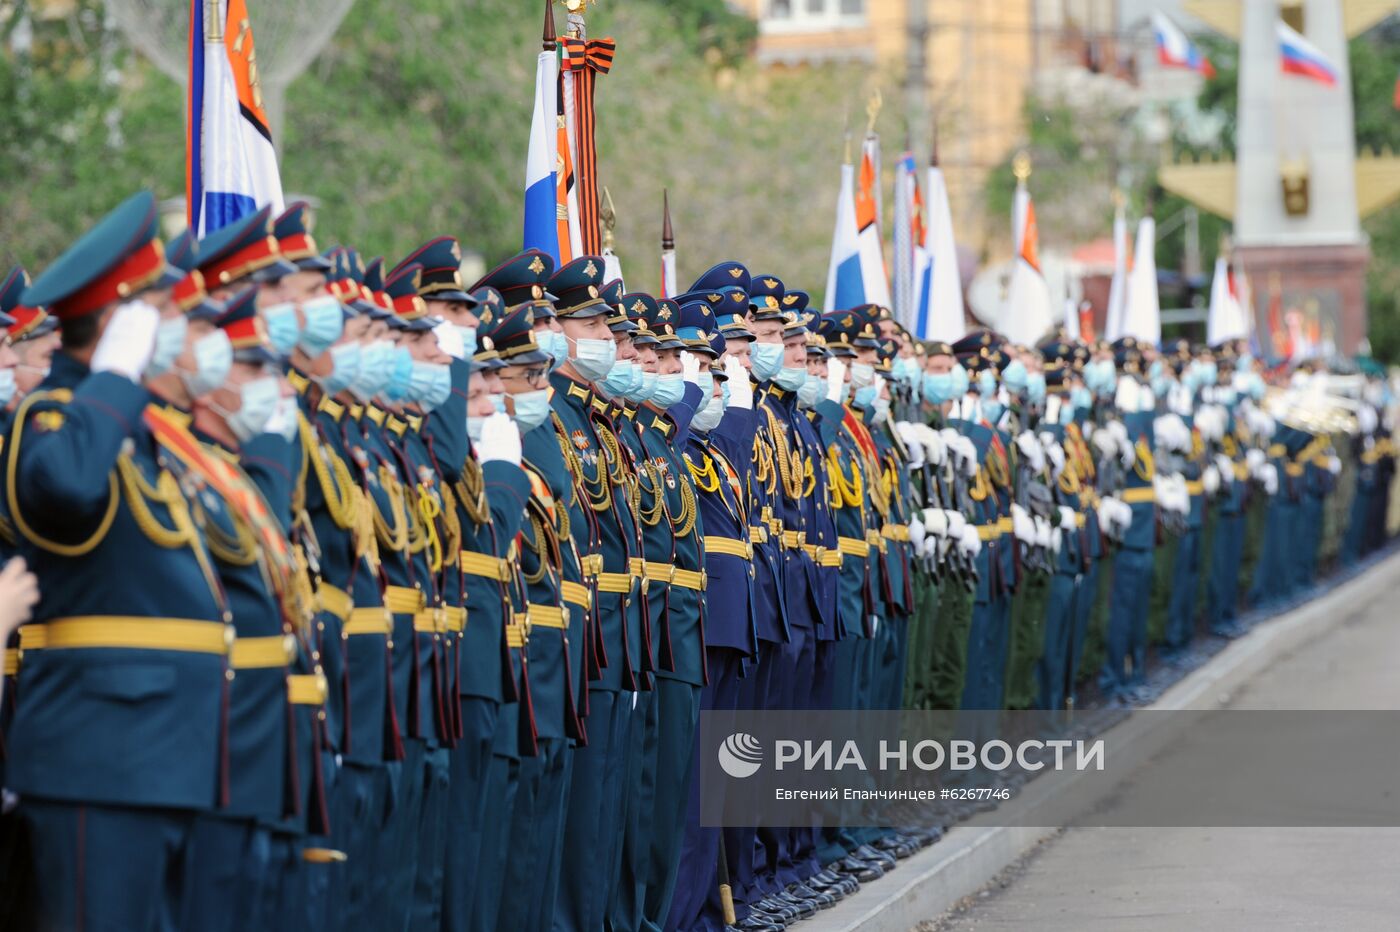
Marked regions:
[1138,387,1157,412]
[1358,405,1379,435]
[724,357,753,410]
[1246,448,1267,475]
[908,515,925,551]
[1015,431,1045,474]
[1326,454,1341,476]
[93,300,160,382]
[264,395,300,442]
[679,350,702,386]
[923,508,949,538]
[945,509,966,541]
[958,525,982,558]
[952,436,978,476]
[1058,505,1077,530]
[1114,377,1141,414]
[1215,453,1235,482]
[826,359,847,401]
[1010,504,1035,544]
[1044,439,1065,477]
[1203,465,1220,496]
[1119,433,1137,470]
[1092,427,1119,460]
[923,429,947,467]
[1033,515,1052,549]
[476,411,522,466]
[898,423,925,467]
[1050,525,1063,554]
[1261,462,1279,496]
[432,320,465,361]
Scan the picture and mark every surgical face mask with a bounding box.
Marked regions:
[408,361,451,410]
[455,326,478,359]
[1151,375,1171,398]
[179,330,234,398]
[0,368,15,406]
[1199,362,1219,386]
[318,342,361,395]
[922,372,953,405]
[626,370,658,404]
[384,347,414,402]
[1247,374,1266,401]
[773,365,807,392]
[691,393,725,432]
[538,329,568,366]
[262,303,301,356]
[853,384,877,410]
[977,369,997,398]
[1058,401,1075,426]
[222,376,281,442]
[983,400,1005,425]
[949,364,969,397]
[893,357,919,385]
[570,336,617,382]
[298,296,345,358]
[696,371,715,404]
[797,376,823,408]
[872,397,891,422]
[1026,372,1047,405]
[352,340,394,398]
[1088,360,1116,397]
[835,380,851,406]
[1148,359,1164,381]
[510,388,552,431]
[750,342,784,381]
[849,361,875,388]
[148,315,188,376]
[601,359,636,397]
[1002,359,1028,393]
[490,392,507,414]
[651,373,685,409]
[467,416,486,443]
[1070,386,1093,413]
[1218,387,1238,407]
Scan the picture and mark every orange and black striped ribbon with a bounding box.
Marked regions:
[563,36,616,255]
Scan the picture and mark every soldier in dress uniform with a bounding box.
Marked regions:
[548,254,644,932]
[1,269,59,410]
[4,191,235,930]
[480,285,587,932]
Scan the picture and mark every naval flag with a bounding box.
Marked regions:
[187,0,284,236]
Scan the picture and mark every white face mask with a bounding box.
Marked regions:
[691,393,726,432]
[570,337,617,382]
[147,315,188,377]
[850,362,875,388]
[215,376,281,442]
[178,330,234,398]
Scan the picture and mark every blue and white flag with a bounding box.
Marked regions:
[523,45,561,261]
[823,161,864,313]
[187,0,284,236]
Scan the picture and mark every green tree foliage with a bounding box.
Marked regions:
[0,0,892,303]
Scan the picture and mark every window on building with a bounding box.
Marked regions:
[761,0,865,32]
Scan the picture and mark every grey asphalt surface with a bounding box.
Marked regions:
[920,580,1400,932]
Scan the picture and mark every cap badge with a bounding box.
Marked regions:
[782,294,799,306]
[763,278,778,289]
[727,267,743,279]
[583,260,598,277]
[528,255,545,275]
[657,305,673,320]
[631,299,647,313]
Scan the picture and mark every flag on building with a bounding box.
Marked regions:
[1001,172,1054,345]
[1278,20,1338,87]
[855,134,892,308]
[913,155,965,341]
[187,0,284,236]
[1120,216,1161,346]
[523,14,560,261]
[1151,11,1215,78]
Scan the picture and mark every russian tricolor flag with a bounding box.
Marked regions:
[187,0,284,236]
[1277,20,1338,87]
[523,43,560,261]
[1151,12,1215,78]
[823,161,864,313]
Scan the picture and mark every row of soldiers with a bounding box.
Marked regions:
[0,190,1392,932]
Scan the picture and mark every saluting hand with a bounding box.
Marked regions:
[679,351,702,386]
[826,359,847,403]
[476,412,522,467]
[93,300,160,383]
[724,357,753,410]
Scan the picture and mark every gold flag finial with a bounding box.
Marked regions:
[865,88,882,136]
[601,186,617,251]
[1012,151,1032,182]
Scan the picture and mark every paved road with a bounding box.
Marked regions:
[923,578,1400,932]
